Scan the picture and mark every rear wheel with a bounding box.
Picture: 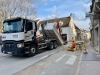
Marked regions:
[53,41,57,49]
[48,42,53,50]
[28,45,37,57]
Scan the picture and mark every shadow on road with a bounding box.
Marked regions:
[1,49,51,58]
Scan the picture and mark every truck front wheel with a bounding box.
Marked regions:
[28,45,37,56]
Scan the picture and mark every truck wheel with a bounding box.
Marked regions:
[53,41,57,49]
[48,42,53,50]
[28,45,37,56]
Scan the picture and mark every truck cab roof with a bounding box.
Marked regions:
[3,17,36,23]
[4,17,22,23]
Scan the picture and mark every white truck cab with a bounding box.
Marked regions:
[1,17,38,56]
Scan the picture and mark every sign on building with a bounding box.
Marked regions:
[85,12,94,18]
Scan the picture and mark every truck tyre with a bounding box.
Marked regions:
[28,44,37,56]
[48,42,53,50]
[53,41,57,49]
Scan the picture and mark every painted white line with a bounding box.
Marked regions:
[66,55,77,65]
[75,51,83,75]
[40,55,49,60]
[55,54,66,62]
[51,52,55,55]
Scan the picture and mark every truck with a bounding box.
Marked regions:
[1,17,63,56]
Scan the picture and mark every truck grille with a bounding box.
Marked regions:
[5,44,15,52]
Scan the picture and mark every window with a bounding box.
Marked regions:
[26,22,33,31]
[3,19,23,33]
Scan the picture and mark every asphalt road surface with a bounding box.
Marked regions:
[14,46,82,75]
[0,45,62,75]
[39,55,77,75]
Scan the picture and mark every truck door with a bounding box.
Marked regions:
[25,21,34,41]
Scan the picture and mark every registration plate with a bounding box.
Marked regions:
[8,52,12,54]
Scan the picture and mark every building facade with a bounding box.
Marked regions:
[89,0,100,52]
[61,13,77,41]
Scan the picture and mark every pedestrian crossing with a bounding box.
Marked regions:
[39,54,77,75]
[55,54,66,62]
[66,55,77,65]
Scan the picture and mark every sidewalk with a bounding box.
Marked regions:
[78,42,100,75]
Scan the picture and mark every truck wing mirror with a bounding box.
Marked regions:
[25,31,27,33]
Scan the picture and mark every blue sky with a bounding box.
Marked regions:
[33,0,91,30]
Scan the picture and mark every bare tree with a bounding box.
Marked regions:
[0,0,37,32]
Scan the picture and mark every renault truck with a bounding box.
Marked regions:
[1,17,59,56]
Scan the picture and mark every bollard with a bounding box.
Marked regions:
[83,47,88,54]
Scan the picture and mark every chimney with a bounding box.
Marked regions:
[70,13,72,17]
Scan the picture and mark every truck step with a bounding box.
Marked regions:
[25,47,29,49]
[39,46,47,49]
[25,52,29,54]
[38,43,47,45]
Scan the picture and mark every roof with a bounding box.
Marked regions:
[74,24,80,30]
[4,17,36,23]
[80,29,88,32]
[37,17,70,29]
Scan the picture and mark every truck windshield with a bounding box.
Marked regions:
[3,19,23,33]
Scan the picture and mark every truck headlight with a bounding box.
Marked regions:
[17,43,24,48]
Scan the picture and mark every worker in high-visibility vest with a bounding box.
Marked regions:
[71,41,76,51]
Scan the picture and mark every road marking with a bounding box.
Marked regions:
[55,54,66,62]
[51,52,55,55]
[40,55,49,60]
[66,55,77,65]
[75,52,83,75]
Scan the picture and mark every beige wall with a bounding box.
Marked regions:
[80,32,87,40]
[86,31,91,39]
[80,31,91,40]
[68,14,76,41]
[76,29,81,40]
